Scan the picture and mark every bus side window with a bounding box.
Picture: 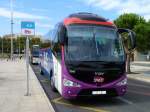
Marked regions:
[53,42,61,61]
[52,24,62,62]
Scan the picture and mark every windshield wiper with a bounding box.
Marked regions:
[93,33,99,55]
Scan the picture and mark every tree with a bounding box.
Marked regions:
[114,13,146,73]
[1,34,51,56]
[16,36,26,53]
[114,13,145,29]
[31,37,41,48]
[0,37,2,53]
[134,23,150,53]
[13,38,17,53]
[41,39,51,48]
[3,37,11,53]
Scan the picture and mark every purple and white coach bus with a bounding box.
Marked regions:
[40,13,136,99]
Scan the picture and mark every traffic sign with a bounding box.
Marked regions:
[21,21,35,35]
[21,21,35,96]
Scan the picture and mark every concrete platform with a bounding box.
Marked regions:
[0,59,55,112]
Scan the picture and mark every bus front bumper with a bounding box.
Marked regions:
[62,76,127,99]
[32,57,39,64]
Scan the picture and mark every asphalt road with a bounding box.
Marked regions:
[31,64,150,112]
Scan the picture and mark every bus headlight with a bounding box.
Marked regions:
[116,78,127,86]
[63,79,81,87]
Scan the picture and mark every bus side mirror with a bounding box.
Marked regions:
[129,31,136,50]
[58,25,66,45]
[118,28,136,52]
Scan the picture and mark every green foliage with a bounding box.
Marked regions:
[30,37,41,48]
[16,36,26,53]
[134,23,150,52]
[41,40,51,48]
[0,35,51,54]
[114,13,146,29]
[114,13,150,52]
[3,37,11,53]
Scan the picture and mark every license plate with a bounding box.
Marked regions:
[92,91,106,95]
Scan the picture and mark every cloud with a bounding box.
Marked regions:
[36,23,54,29]
[86,0,121,10]
[0,7,49,20]
[31,8,48,13]
[144,15,150,21]
[82,0,150,20]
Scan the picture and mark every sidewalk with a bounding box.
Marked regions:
[131,61,150,67]
[0,59,55,112]
[128,61,150,83]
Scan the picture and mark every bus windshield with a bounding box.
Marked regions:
[32,45,39,57]
[32,51,39,57]
[65,25,125,62]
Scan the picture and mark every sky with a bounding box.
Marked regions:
[0,0,150,37]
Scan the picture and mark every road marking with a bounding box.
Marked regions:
[128,83,150,89]
[128,90,150,96]
[40,79,49,83]
[117,97,133,105]
[52,97,62,102]
[128,75,150,83]
[52,97,110,112]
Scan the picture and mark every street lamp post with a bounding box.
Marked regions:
[10,0,14,60]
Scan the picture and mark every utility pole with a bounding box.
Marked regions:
[10,0,14,60]
[26,36,30,96]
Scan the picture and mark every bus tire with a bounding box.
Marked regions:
[50,72,57,92]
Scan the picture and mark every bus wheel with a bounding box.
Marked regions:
[50,73,57,92]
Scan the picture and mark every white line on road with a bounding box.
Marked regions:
[117,97,133,105]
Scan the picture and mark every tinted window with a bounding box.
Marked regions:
[65,25,125,62]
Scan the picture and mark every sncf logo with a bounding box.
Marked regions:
[94,76,104,83]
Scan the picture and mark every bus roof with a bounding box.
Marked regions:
[63,12,115,27]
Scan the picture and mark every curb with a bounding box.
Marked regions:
[127,75,150,83]
[29,65,55,112]
[131,65,150,69]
